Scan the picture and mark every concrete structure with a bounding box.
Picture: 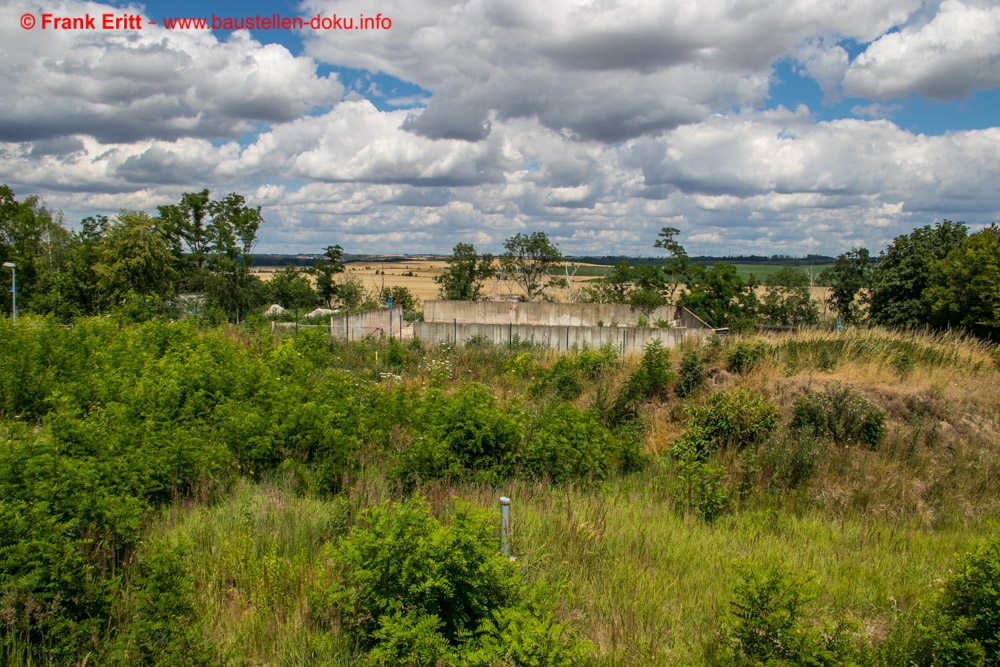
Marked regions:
[414,300,714,355]
[326,307,409,341]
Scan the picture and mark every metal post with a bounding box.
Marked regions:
[499,496,511,556]
[3,262,16,324]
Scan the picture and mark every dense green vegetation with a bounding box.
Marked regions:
[3,185,1000,664]
[0,316,998,664]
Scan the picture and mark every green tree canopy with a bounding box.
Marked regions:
[927,224,1000,341]
[654,226,691,304]
[499,232,562,301]
[821,248,872,326]
[760,266,819,327]
[435,242,495,301]
[678,263,758,332]
[94,210,178,307]
[266,265,318,310]
[868,220,967,329]
[309,244,346,307]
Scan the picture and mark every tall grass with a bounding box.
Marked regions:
[149,468,993,665]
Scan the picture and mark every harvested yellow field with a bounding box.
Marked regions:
[253,260,830,309]
[254,259,605,304]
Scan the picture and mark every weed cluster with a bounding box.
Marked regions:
[791,382,888,450]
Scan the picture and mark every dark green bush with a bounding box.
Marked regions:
[930,535,1000,666]
[791,383,888,450]
[422,383,522,473]
[610,339,674,425]
[531,356,584,401]
[323,497,590,665]
[679,388,780,458]
[667,445,732,522]
[108,541,216,665]
[992,345,1000,371]
[676,348,708,398]
[574,342,619,380]
[522,404,614,483]
[712,562,858,666]
[329,497,520,647]
[464,604,590,666]
[759,434,824,490]
[726,340,769,375]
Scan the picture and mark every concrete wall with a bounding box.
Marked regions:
[423,300,714,329]
[325,307,407,341]
[413,321,708,355]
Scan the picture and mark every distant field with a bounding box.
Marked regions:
[253,259,833,306]
[728,262,832,283]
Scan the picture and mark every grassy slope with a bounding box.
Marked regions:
[145,327,999,665]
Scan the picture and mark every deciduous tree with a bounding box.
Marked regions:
[435,243,494,301]
[760,266,819,327]
[927,224,1000,341]
[821,248,872,326]
[868,220,967,329]
[499,232,562,301]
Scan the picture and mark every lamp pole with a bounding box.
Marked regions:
[2,262,15,324]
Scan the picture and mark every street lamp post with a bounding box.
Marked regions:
[2,262,16,324]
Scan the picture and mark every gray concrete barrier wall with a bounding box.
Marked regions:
[325,308,406,340]
[413,321,707,355]
[422,300,713,330]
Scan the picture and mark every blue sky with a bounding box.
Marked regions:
[2,0,999,256]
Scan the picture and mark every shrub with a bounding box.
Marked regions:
[993,345,1000,371]
[609,339,674,424]
[530,356,583,401]
[522,404,614,483]
[930,535,1000,665]
[503,352,535,378]
[323,497,590,665]
[791,383,888,450]
[726,340,768,375]
[759,434,824,490]
[681,388,780,457]
[108,541,216,665]
[892,351,915,377]
[574,342,619,380]
[328,497,520,647]
[676,349,708,398]
[714,562,858,666]
[465,604,590,667]
[667,444,732,522]
[420,383,522,474]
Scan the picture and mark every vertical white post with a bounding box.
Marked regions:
[499,496,511,557]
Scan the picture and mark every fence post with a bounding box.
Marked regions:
[499,496,511,556]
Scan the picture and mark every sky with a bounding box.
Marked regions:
[1,0,999,257]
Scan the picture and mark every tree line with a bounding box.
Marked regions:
[0,186,424,322]
[3,184,997,341]
[438,222,1000,341]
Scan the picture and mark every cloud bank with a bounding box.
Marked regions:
[1,0,998,255]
